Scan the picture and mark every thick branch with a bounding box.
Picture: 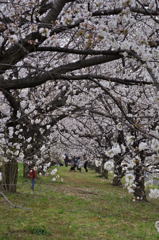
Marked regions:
[1,89,20,118]
[0,0,70,73]
[40,0,74,23]
[0,54,121,89]
[92,7,159,17]
[36,46,123,55]
[58,74,153,86]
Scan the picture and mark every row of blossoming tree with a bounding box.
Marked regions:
[0,0,158,205]
[57,79,159,201]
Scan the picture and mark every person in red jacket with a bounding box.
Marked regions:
[29,167,37,191]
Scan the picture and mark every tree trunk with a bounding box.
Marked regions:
[95,166,101,174]
[101,158,109,179]
[112,154,123,186]
[112,176,122,186]
[133,161,147,201]
[102,169,108,179]
[1,160,18,193]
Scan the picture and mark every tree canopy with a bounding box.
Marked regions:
[0,0,159,198]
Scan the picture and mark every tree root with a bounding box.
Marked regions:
[0,191,31,210]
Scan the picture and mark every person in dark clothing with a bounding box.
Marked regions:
[84,160,88,172]
[70,156,77,171]
[64,153,69,167]
[83,154,88,172]
[29,167,37,191]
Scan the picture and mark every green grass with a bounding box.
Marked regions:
[0,166,159,240]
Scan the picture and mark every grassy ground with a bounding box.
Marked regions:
[0,166,159,240]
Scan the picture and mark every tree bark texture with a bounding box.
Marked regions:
[133,161,147,201]
[112,154,123,186]
[1,160,18,193]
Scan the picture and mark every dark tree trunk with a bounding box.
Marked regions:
[102,169,109,179]
[112,154,123,186]
[133,160,147,201]
[95,166,101,174]
[101,156,109,179]
[1,160,18,193]
[112,175,122,186]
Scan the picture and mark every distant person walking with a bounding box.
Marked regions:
[29,167,37,191]
[70,156,75,171]
[76,156,82,172]
[84,160,88,172]
[64,153,69,167]
[83,155,88,172]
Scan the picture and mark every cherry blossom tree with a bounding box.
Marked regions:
[0,0,159,196]
[0,80,86,192]
[55,77,159,201]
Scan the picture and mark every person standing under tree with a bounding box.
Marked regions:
[64,153,69,167]
[83,154,88,172]
[76,156,82,172]
[29,166,37,191]
[70,156,77,171]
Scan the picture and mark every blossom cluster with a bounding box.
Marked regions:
[149,189,159,199]
[50,168,63,183]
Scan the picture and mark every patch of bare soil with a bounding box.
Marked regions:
[53,185,99,199]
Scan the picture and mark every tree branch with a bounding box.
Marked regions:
[36,46,124,55]
[0,0,71,73]
[0,54,121,89]
[92,7,159,17]
[58,74,153,86]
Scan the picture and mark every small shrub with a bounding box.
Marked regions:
[27,225,51,235]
